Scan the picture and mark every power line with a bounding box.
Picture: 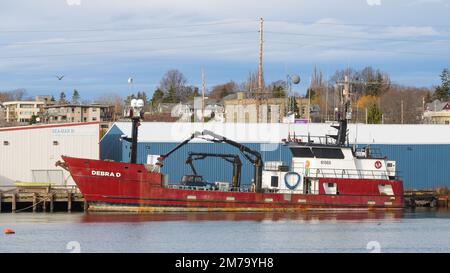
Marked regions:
[0,19,257,33]
[0,31,256,47]
[266,31,450,44]
[267,41,450,58]
[0,41,258,60]
[265,19,450,29]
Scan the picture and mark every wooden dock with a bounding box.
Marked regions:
[0,186,86,213]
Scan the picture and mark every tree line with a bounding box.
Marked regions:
[2,67,448,124]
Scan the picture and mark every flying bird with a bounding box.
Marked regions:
[55,75,65,80]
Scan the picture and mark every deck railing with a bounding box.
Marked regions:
[291,165,393,180]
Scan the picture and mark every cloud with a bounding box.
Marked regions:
[0,0,448,96]
[366,0,382,6]
[66,0,81,6]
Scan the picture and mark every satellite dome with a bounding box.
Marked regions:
[290,75,301,84]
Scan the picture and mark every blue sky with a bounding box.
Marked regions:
[0,0,449,100]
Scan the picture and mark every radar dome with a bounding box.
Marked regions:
[290,75,301,84]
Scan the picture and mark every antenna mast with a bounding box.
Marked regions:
[257,17,264,123]
[202,67,205,123]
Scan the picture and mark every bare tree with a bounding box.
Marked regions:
[380,85,430,124]
[94,93,125,121]
[159,69,188,102]
[209,81,238,100]
[0,89,27,101]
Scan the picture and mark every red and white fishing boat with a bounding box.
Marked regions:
[57,80,404,212]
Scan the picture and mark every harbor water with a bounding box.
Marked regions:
[1,209,450,253]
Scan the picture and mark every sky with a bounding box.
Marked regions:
[0,0,449,100]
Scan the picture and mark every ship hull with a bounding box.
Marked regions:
[62,156,404,212]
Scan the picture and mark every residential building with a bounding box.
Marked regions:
[42,104,114,126]
[223,92,313,123]
[0,103,6,125]
[2,101,45,124]
[423,100,450,124]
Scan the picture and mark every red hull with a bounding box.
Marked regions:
[62,156,404,212]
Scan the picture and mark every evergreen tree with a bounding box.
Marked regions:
[305,88,316,100]
[288,97,300,118]
[29,115,38,125]
[272,85,285,98]
[434,68,450,101]
[367,103,382,124]
[124,94,136,106]
[50,95,56,102]
[163,86,177,103]
[151,89,165,107]
[59,92,67,104]
[72,89,80,104]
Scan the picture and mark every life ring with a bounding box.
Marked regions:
[284,172,301,190]
[375,161,382,169]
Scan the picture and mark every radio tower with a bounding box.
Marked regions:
[257,17,264,123]
[202,67,205,123]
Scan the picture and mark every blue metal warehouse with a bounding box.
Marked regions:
[100,122,450,190]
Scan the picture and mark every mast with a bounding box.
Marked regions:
[257,17,264,123]
[202,67,205,123]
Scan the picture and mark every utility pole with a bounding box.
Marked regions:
[365,107,368,124]
[325,85,328,122]
[202,67,205,123]
[256,17,264,123]
[401,100,404,124]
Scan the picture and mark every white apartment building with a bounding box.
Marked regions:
[3,101,45,124]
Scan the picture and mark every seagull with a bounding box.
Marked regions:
[55,75,65,80]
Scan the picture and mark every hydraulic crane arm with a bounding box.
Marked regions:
[157,130,264,192]
[157,131,202,166]
[197,130,263,192]
[186,152,242,189]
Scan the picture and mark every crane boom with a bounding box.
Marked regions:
[156,130,264,192]
[198,130,263,192]
[186,152,242,190]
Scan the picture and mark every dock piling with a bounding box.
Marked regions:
[43,196,47,212]
[12,193,16,213]
[67,191,72,213]
[0,187,85,213]
[49,193,54,213]
[32,193,37,213]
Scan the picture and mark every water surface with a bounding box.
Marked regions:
[1,209,449,253]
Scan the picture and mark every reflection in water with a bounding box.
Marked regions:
[81,210,404,224]
[1,209,450,253]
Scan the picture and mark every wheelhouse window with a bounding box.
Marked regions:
[271,176,279,188]
[311,148,344,159]
[290,147,314,158]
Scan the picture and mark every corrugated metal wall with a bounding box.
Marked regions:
[100,126,450,190]
[100,125,123,161]
[370,144,450,190]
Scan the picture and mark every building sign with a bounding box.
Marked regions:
[52,128,75,135]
